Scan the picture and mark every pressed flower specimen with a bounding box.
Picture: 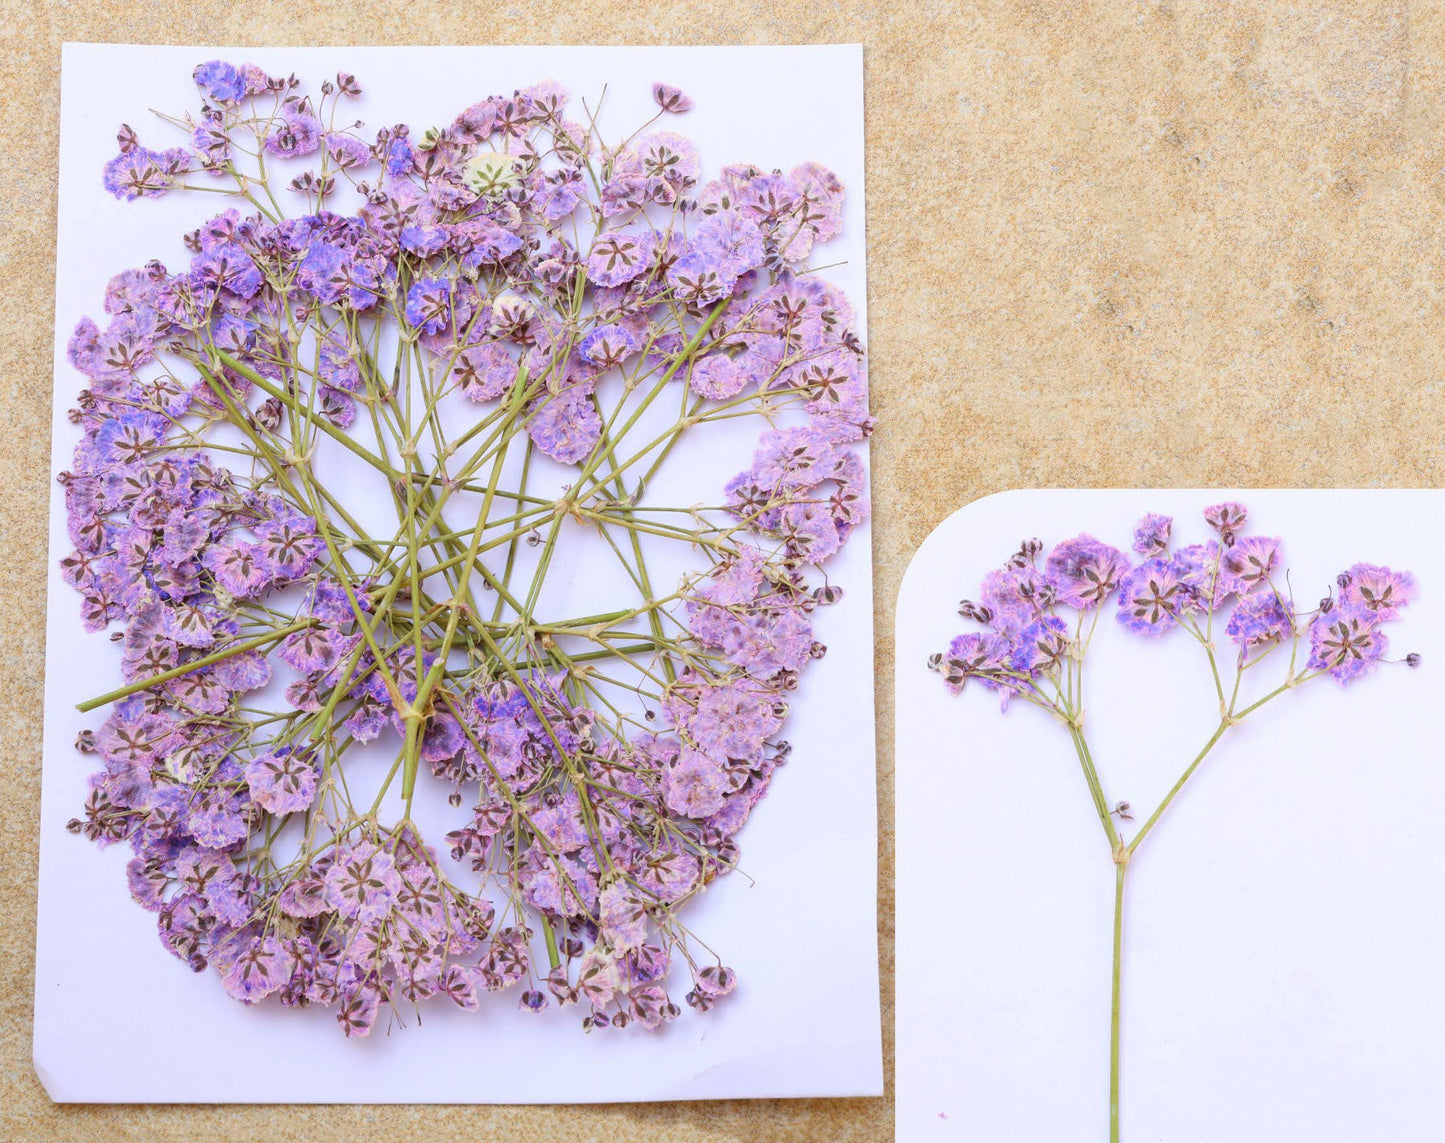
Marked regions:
[60,61,869,1037]
[932,502,1416,1142]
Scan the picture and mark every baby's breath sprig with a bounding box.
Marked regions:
[932,503,1417,1142]
[61,61,869,1037]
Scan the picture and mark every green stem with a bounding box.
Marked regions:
[212,349,399,479]
[1069,726,1120,852]
[77,619,313,712]
[1110,859,1125,1143]
[1124,722,1227,859]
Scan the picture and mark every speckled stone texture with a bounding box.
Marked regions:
[4,4,1443,1139]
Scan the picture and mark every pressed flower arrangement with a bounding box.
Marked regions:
[58,61,869,1038]
[931,502,1417,1143]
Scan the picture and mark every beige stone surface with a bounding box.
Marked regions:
[3,3,1443,1139]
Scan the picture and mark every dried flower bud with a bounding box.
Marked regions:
[254,397,284,433]
[958,600,995,624]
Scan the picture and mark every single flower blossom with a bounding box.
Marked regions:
[1341,562,1417,620]
[651,83,693,114]
[1308,604,1389,684]
[1045,535,1131,611]
[244,747,319,815]
[1131,513,1172,556]
[1219,535,1281,597]
[1226,590,1293,648]
[1116,559,1186,636]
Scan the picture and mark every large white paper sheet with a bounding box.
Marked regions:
[896,490,1445,1141]
[37,42,881,1104]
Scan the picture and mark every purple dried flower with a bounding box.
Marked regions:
[244,747,319,815]
[692,211,766,280]
[219,931,289,1002]
[1170,541,1227,612]
[1131,513,1172,556]
[193,61,247,104]
[324,133,373,171]
[1308,604,1389,684]
[265,103,323,157]
[1219,535,1281,596]
[939,632,1012,697]
[663,749,730,819]
[1341,563,1417,620]
[324,842,401,921]
[1203,500,1248,537]
[1226,590,1293,648]
[652,83,694,114]
[404,278,453,335]
[688,354,746,400]
[1010,616,1070,674]
[579,323,640,369]
[103,146,192,201]
[1045,535,1131,610]
[1116,559,1187,636]
[586,231,655,287]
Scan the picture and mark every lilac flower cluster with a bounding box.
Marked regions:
[935,501,1415,704]
[63,64,868,1037]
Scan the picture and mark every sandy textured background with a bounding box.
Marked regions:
[3,3,1443,1140]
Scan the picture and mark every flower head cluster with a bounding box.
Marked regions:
[934,502,1416,705]
[63,63,867,1037]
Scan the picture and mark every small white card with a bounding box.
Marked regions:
[896,490,1444,1140]
[37,42,881,1104]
